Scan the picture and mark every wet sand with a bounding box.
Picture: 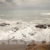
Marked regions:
[0,40,26,50]
[0,44,26,50]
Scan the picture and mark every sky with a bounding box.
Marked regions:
[0,0,50,11]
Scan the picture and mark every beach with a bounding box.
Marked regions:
[0,10,50,50]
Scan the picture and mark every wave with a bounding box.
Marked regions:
[41,13,50,15]
[0,19,50,44]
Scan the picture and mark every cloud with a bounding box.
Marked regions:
[12,0,50,10]
[6,0,13,3]
[0,0,6,2]
[0,0,50,11]
[13,0,40,6]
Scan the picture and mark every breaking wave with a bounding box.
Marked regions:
[41,13,50,15]
[0,19,50,44]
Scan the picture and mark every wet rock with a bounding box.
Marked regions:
[0,23,10,27]
[35,24,47,29]
[29,33,34,36]
[16,22,22,24]
[14,27,19,30]
[16,22,20,24]
[13,27,19,32]
[47,25,50,27]
[22,34,26,38]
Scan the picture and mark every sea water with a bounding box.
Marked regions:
[0,10,50,44]
[0,10,50,21]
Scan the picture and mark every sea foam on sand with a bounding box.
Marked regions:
[0,19,50,44]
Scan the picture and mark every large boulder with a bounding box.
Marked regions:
[47,25,50,27]
[31,44,50,50]
[26,41,50,50]
[35,24,47,29]
[0,23,10,27]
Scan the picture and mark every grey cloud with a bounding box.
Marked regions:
[6,0,13,3]
[0,1,7,7]
[0,0,50,11]
[0,1,4,4]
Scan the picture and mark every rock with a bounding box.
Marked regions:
[26,41,50,50]
[22,34,26,38]
[35,24,47,29]
[26,42,37,50]
[0,23,10,27]
[47,25,50,27]
[13,27,19,32]
[16,22,21,24]
[29,33,34,36]
[31,44,50,50]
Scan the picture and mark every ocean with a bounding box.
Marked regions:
[0,10,50,21]
[0,10,50,45]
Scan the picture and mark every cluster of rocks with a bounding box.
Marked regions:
[35,24,50,29]
[26,41,50,50]
[0,23,10,27]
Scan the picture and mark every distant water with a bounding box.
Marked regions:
[0,10,50,21]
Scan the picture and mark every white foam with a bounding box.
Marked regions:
[0,19,50,44]
[41,13,50,15]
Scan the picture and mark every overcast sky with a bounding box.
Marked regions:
[0,0,50,11]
